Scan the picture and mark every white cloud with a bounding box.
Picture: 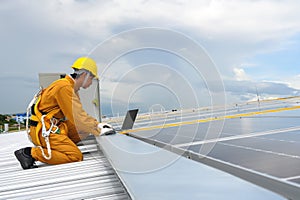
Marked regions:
[1,0,300,113]
[287,74,300,90]
[100,60,203,114]
[224,79,300,104]
[8,0,300,44]
[233,68,250,81]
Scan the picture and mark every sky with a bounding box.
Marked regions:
[1,0,300,116]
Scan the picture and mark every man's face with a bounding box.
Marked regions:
[81,72,95,89]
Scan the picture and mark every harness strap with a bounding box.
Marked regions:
[29,120,38,127]
[30,92,61,160]
[26,88,43,141]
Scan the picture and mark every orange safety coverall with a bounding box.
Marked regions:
[29,75,100,164]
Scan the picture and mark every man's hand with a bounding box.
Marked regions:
[97,123,116,136]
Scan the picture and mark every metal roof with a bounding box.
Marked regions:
[119,97,300,199]
[0,132,131,200]
[98,131,285,200]
[2,96,300,199]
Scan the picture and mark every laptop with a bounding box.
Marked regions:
[114,109,139,132]
[121,109,139,130]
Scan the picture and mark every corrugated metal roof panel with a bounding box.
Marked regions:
[0,131,131,200]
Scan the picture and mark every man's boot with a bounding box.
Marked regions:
[14,147,37,169]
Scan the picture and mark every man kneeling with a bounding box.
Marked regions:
[14,57,114,169]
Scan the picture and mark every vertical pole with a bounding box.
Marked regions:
[4,123,8,132]
[96,79,102,122]
[255,85,261,111]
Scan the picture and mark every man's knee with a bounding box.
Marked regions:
[69,150,83,162]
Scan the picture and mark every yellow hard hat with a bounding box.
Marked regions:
[71,57,99,79]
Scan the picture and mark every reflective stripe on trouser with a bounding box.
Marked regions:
[29,126,83,165]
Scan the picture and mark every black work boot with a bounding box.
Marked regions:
[14,147,37,169]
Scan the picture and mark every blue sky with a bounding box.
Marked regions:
[1,0,300,115]
[246,36,300,81]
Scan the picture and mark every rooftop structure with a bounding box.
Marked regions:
[1,73,298,199]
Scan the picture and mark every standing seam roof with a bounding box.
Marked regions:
[0,131,131,200]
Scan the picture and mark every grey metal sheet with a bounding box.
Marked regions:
[127,98,300,199]
[97,133,285,200]
[225,133,300,157]
[291,178,300,184]
[131,114,300,147]
[261,131,300,141]
[0,131,131,200]
[133,124,207,145]
[186,142,300,178]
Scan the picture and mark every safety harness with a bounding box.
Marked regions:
[26,88,63,160]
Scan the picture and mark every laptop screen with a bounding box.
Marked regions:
[121,109,139,130]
